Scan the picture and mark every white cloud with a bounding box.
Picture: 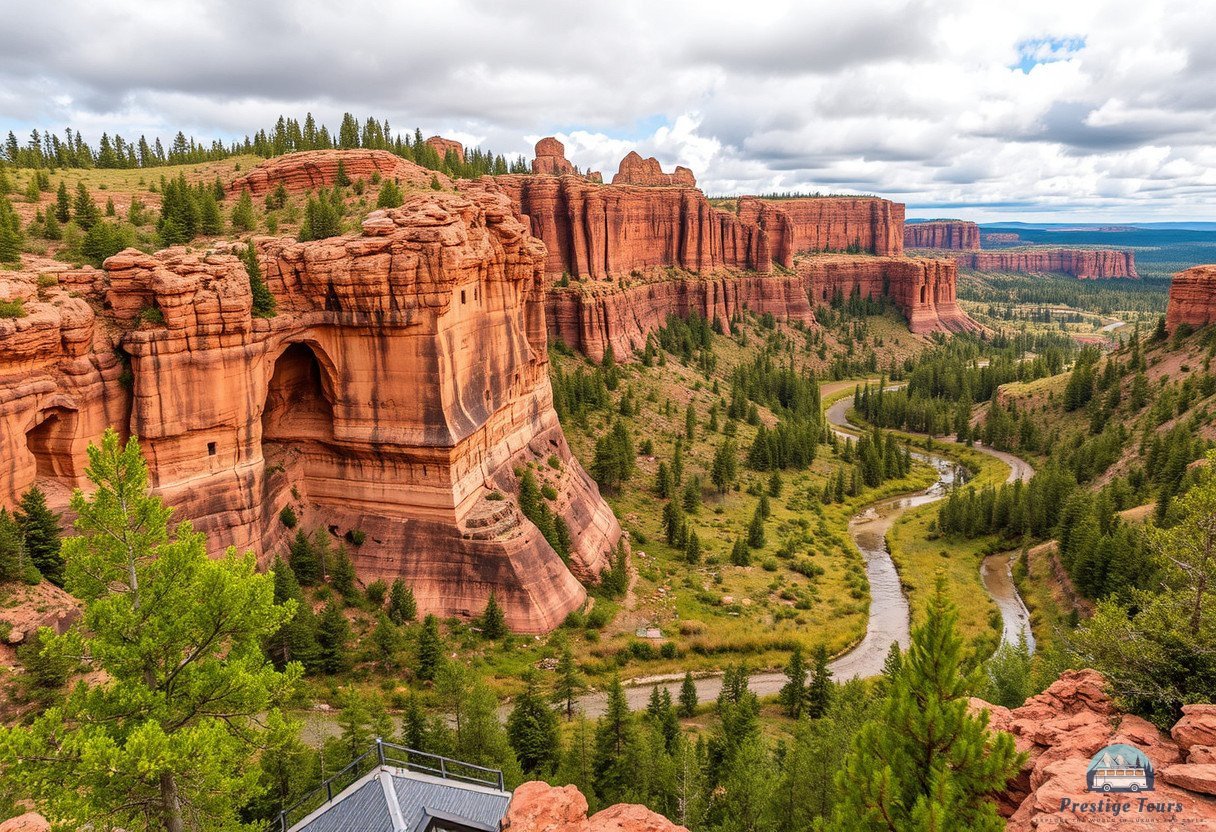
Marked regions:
[1,0,1215,220]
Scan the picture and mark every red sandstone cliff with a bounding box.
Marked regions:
[1166,265,1216,331]
[904,220,980,250]
[738,196,905,257]
[228,149,451,195]
[0,190,621,632]
[530,137,600,182]
[956,249,1138,279]
[611,151,696,188]
[425,135,465,163]
[974,670,1216,830]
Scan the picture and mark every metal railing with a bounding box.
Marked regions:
[275,738,505,831]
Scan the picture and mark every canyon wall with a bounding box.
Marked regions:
[228,149,450,195]
[738,196,905,257]
[982,232,1020,244]
[904,220,980,250]
[0,190,622,632]
[1166,265,1216,331]
[956,249,1138,279]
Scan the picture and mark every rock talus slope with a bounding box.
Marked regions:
[0,186,621,632]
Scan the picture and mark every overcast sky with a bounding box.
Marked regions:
[2,0,1214,222]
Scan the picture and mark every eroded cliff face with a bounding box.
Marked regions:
[228,149,451,196]
[738,196,905,257]
[904,220,980,250]
[425,135,465,163]
[1166,265,1216,331]
[0,191,621,632]
[956,249,1138,279]
[611,151,697,188]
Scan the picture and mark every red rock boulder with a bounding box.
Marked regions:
[425,136,465,163]
[0,814,49,832]
[502,782,688,832]
[228,149,450,196]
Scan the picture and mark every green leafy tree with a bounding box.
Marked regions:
[388,578,417,623]
[0,429,298,832]
[15,485,62,585]
[507,671,560,776]
[832,579,1022,831]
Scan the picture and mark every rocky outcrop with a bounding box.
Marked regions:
[611,152,696,188]
[973,669,1216,830]
[479,177,774,282]
[1166,265,1216,332]
[532,137,574,176]
[955,249,1138,279]
[799,254,979,335]
[738,196,905,257]
[0,191,622,633]
[904,220,980,250]
[0,813,50,832]
[228,149,450,196]
[502,782,688,832]
[547,271,816,362]
[983,232,1021,244]
[425,135,465,163]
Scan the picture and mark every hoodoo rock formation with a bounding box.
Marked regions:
[530,138,602,182]
[611,151,697,188]
[974,670,1216,830]
[1166,265,1216,331]
[228,149,451,196]
[425,135,465,163]
[955,249,1138,279]
[0,189,621,632]
[904,220,980,250]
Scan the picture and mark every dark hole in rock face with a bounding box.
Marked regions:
[208,441,217,456]
[26,407,79,479]
[262,343,335,445]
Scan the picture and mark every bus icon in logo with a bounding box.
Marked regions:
[1086,744,1154,793]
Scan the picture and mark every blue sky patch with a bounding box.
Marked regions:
[1013,36,1086,73]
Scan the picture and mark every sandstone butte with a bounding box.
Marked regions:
[425,135,465,163]
[971,669,1216,830]
[228,148,452,196]
[611,151,697,188]
[983,232,1021,244]
[467,168,974,362]
[904,219,981,250]
[955,249,1139,279]
[1166,265,1216,331]
[0,189,621,633]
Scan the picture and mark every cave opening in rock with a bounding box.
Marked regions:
[262,343,335,445]
[26,407,79,480]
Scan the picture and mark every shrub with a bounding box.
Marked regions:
[345,529,366,547]
[541,484,558,501]
[365,579,388,607]
[279,505,298,529]
[0,299,26,319]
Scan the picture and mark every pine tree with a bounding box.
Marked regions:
[330,543,357,600]
[805,644,833,718]
[400,691,430,751]
[684,530,701,564]
[242,242,276,318]
[370,613,401,670]
[593,676,636,802]
[15,488,62,586]
[779,645,806,718]
[678,671,698,718]
[288,528,320,585]
[0,429,299,832]
[832,579,1022,831]
[54,181,70,223]
[388,578,417,624]
[0,508,29,583]
[552,637,586,720]
[747,505,766,549]
[730,536,751,566]
[0,197,22,263]
[480,591,507,639]
[507,671,560,775]
[376,178,403,208]
[267,555,318,671]
[72,182,99,229]
[416,614,443,681]
[230,189,256,232]
[315,600,351,674]
[335,159,352,187]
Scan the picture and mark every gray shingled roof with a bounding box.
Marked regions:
[291,767,511,832]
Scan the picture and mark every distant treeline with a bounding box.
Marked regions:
[2,113,529,178]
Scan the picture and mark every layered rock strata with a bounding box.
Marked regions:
[0,191,621,632]
[228,149,451,196]
[1166,265,1216,332]
[974,669,1216,830]
[904,220,980,250]
[611,151,696,188]
[955,249,1138,279]
[737,196,905,258]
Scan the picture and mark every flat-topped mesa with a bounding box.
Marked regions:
[1166,265,1216,332]
[738,196,906,257]
[904,220,980,250]
[0,190,622,633]
[955,249,1138,279]
[425,135,464,163]
[611,151,697,188]
[982,232,1020,244]
[799,254,980,335]
[228,149,451,196]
